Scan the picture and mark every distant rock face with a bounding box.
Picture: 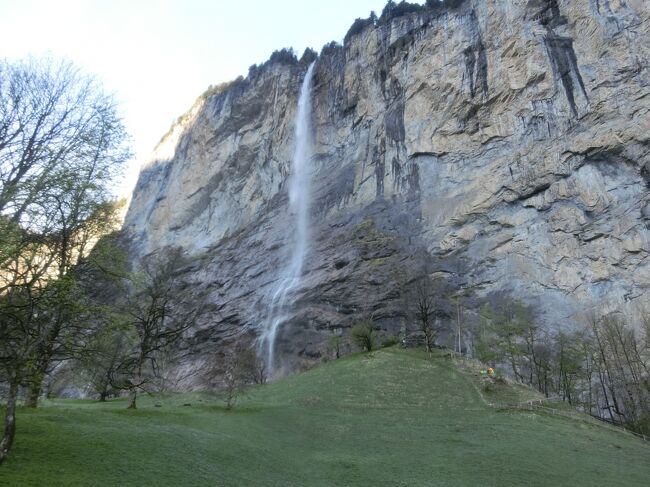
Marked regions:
[124,0,650,383]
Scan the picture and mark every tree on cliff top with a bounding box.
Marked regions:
[378,1,425,24]
[344,0,468,42]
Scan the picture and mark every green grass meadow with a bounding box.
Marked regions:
[1,348,649,486]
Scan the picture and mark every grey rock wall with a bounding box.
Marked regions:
[123,0,650,383]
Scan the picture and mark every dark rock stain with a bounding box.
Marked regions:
[528,0,588,116]
[544,34,589,116]
[463,38,488,98]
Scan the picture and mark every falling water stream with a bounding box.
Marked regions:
[260,62,316,375]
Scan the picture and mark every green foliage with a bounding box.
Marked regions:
[472,299,650,435]
[378,1,424,23]
[109,254,204,408]
[478,299,534,381]
[350,320,375,352]
[344,15,376,44]
[320,41,342,58]
[82,234,129,285]
[342,0,469,46]
[381,335,400,348]
[0,54,128,462]
[328,333,346,359]
[269,48,298,65]
[0,57,130,232]
[474,333,499,364]
[425,0,467,11]
[0,217,22,267]
[77,317,135,400]
[199,78,243,101]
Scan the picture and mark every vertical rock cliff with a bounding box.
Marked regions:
[124,0,650,381]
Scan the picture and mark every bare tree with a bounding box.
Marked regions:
[249,350,268,385]
[409,277,439,355]
[221,346,258,410]
[452,295,463,354]
[0,57,129,222]
[203,344,264,410]
[590,314,650,429]
[474,302,650,433]
[328,331,346,359]
[110,256,202,410]
[77,318,131,401]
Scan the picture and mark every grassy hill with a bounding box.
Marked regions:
[1,348,649,486]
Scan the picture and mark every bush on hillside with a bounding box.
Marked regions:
[381,335,401,348]
[351,321,376,352]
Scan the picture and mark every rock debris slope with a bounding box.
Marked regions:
[124,0,650,379]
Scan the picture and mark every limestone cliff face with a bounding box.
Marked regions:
[124,0,650,379]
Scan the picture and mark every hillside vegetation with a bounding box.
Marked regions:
[1,348,649,486]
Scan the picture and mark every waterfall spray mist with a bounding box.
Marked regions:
[260,62,316,375]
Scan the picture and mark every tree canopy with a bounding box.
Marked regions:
[0,56,130,464]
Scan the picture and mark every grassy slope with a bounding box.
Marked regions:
[1,348,649,486]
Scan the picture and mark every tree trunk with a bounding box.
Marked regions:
[597,368,616,423]
[0,381,19,465]
[456,301,462,354]
[127,364,142,409]
[127,388,137,409]
[24,379,42,408]
[25,301,68,409]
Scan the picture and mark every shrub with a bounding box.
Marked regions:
[200,77,243,100]
[482,379,495,393]
[381,335,400,348]
[351,321,375,352]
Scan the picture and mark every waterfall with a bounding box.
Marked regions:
[260,61,316,375]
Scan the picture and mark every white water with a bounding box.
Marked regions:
[260,62,316,375]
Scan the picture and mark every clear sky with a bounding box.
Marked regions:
[0,0,423,198]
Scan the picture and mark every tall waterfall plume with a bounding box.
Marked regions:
[260,61,316,375]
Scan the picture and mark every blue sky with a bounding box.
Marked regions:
[0,0,421,197]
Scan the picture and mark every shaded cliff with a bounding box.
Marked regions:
[124,0,650,382]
